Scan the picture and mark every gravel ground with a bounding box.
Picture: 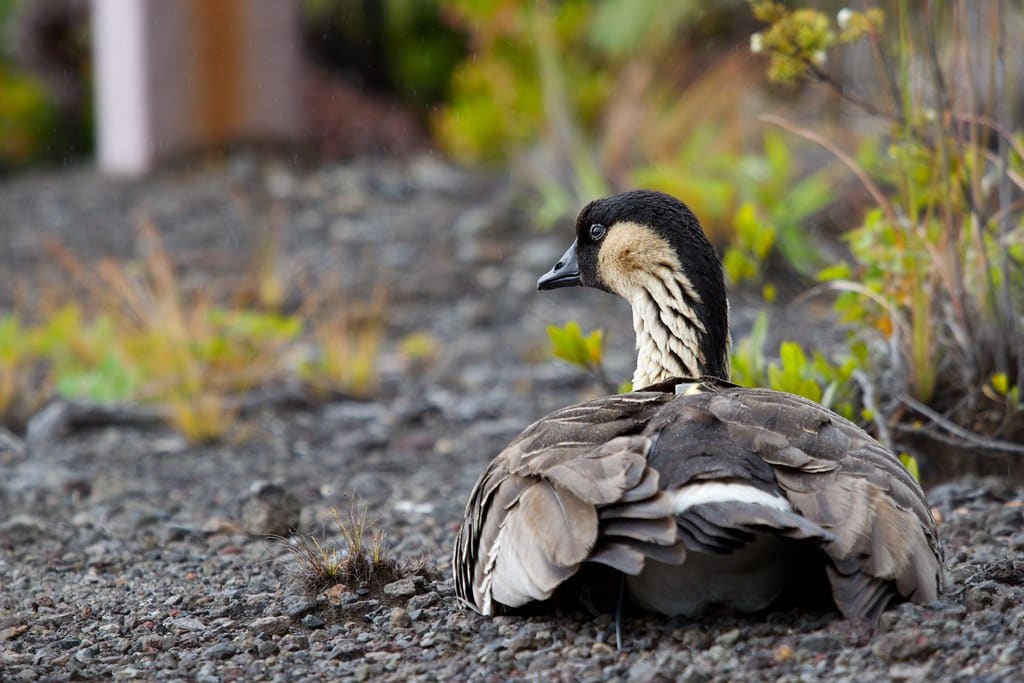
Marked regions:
[1,156,1022,682]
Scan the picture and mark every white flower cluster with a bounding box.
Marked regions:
[750,32,763,54]
[837,8,853,30]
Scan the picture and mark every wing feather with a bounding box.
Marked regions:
[702,388,942,617]
[453,390,678,614]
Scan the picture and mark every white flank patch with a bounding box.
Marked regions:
[670,482,792,514]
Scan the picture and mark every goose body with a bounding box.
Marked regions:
[453,191,942,621]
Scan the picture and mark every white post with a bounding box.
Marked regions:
[92,0,151,175]
[91,0,303,175]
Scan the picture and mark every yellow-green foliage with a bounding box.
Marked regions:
[548,321,604,370]
[547,320,619,394]
[730,312,860,421]
[2,222,384,442]
[0,314,52,420]
[635,129,833,273]
[722,203,775,286]
[399,331,440,368]
[299,285,385,399]
[0,66,57,167]
[437,0,830,280]
[899,453,921,482]
[436,0,610,164]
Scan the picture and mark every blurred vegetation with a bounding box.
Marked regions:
[0,0,92,172]
[301,0,466,109]
[436,0,771,237]
[0,64,59,166]
[0,220,384,443]
[547,321,618,394]
[432,0,846,285]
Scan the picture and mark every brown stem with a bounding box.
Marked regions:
[995,0,1023,385]
[759,114,898,225]
[899,394,1024,455]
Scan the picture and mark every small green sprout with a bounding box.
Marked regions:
[547,321,621,393]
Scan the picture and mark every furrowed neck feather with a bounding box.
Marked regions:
[627,268,729,387]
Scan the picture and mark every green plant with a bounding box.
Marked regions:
[750,1,1024,453]
[900,453,921,482]
[547,321,621,393]
[636,128,834,272]
[298,283,386,399]
[437,2,772,223]
[0,312,52,423]
[730,312,860,421]
[1,218,386,442]
[301,0,465,108]
[721,202,776,288]
[0,0,93,171]
[0,66,58,168]
[399,331,440,368]
[438,0,837,278]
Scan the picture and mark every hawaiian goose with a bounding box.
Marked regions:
[453,190,942,622]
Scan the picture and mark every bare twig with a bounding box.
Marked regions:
[0,426,26,457]
[852,370,893,450]
[759,114,898,224]
[793,280,912,342]
[921,0,979,381]
[804,62,892,120]
[953,113,1024,163]
[899,394,1024,455]
[995,0,1023,387]
[868,6,905,126]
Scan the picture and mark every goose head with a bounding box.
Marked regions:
[537,190,730,387]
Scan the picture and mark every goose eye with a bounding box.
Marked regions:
[589,223,606,241]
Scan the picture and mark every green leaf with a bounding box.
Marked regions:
[763,131,793,184]
[899,453,921,482]
[734,202,762,239]
[723,248,756,285]
[583,328,605,365]
[779,341,807,375]
[548,321,597,368]
[56,352,138,404]
[730,312,769,387]
[817,263,852,281]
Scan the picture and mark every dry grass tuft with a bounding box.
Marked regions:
[286,506,431,598]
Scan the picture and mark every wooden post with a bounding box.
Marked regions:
[91,0,303,175]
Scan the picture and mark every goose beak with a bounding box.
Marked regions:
[537,240,581,290]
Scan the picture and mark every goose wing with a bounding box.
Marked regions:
[645,384,942,620]
[453,390,684,615]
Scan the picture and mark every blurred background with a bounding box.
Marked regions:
[0,0,1022,482]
